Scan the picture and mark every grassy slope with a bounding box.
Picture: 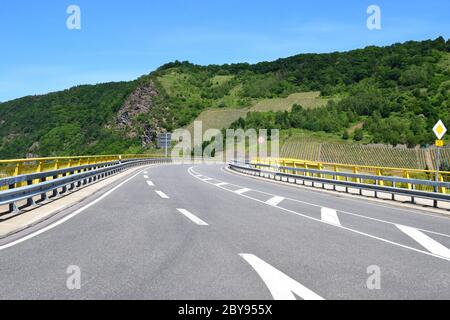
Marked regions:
[181,91,329,135]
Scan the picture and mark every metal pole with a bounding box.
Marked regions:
[436,146,441,183]
[165,133,168,158]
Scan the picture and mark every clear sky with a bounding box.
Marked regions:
[0,0,448,102]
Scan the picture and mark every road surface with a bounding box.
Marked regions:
[0,163,449,299]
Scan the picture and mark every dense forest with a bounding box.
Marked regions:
[0,37,449,158]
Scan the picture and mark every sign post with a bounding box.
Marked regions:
[157,133,172,158]
[433,120,447,185]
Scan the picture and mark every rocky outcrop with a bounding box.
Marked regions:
[117,80,158,127]
[116,80,159,145]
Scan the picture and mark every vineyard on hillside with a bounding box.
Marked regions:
[281,137,449,169]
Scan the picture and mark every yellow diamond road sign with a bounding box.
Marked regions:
[433,120,447,140]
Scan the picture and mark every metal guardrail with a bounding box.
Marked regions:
[0,157,171,214]
[256,157,450,192]
[0,154,165,187]
[230,161,450,208]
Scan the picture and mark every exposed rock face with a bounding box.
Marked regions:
[141,124,155,147]
[116,80,158,145]
[117,81,157,127]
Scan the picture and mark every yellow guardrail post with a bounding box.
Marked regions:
[334,165,340,181]
[294,161,300,176]
[14,162,23,188]
[404,171,412,190]
[304,162,310,177]
[377,169,384,186]
[353,166,361,183]
[439,175,446,194]
[318,163,324,178]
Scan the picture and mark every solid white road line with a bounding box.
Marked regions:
[266,196,285,206]
[235,188,251,195]
[155,190,170,199]
[240,254,324,300]
[0,167,150,251]
[143,175,149,179]
[321,208,341,226]
[396,225,450,259]
[176,209,209,226]
[146,181,154,187]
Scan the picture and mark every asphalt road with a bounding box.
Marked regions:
[0,163,449,300]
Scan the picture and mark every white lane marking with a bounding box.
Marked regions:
[235,188,251,195]
[321,208,341,226]
[146,181,154,187]
[188,167,450,262]
[266,196,285,206]
[0,167,149,251]
[203,178,213,181]
[155,190,170,199]
[144,171,148,174]
[143,175,149,179]
[396,225,450,259]
[215,182,228,187]
[240,254,324,300]
[176,209,209,226]
[219,166,450,239]
[220,165,450,224]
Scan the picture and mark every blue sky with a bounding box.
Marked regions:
[0,0,448,102]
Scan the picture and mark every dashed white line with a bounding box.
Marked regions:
[240,254,324,300]
[396,225,450,259]
[143,175,149,179]
[215,182,228,187]
[216,166,450,240]
[155,190,170,199]
[235,188,251,195]
[266,196,285,206]
[321,208,341,227]
[176,209,209,226]
[146,181,154,187]
[187,167,450,262]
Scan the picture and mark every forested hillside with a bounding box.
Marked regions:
[0,37,449,159]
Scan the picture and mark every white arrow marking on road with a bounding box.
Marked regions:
[143,175,149,179]
[321,208,341,226]
[396,225,450,259]
[176,209,209,226]
[235,188,251,195]
[239,254,324,300]
[155,190,170,199]
[146,181,154,187]
[266,196,285,206]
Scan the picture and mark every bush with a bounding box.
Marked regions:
[353,128,364,141]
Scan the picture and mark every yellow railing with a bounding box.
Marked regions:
[0,154,165,189]
[255,157,450,194]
